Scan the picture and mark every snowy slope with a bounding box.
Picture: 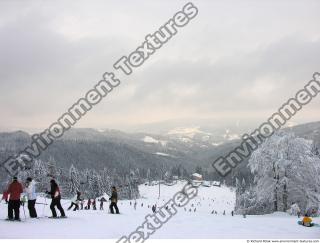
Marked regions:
[0,182,319,239]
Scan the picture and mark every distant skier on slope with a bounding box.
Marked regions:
[99,197,107,210]
[109,186,119,214]
[134,201,137,210]
[6,177,23,221]
[80,200,84,210]
[24,177,37,218]
[46,179,66,218]
[68,191,81,211]
[92,199,97,210]
[85,199,91,210]
[152,204,156,213]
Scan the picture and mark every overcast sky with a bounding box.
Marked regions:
[0,0,319,133]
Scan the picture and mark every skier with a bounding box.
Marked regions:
[223,210,226,215]
[6,177,23,221]
[46,179,66,218]
[109,186,119,214]
[92,199,96,210]
[231,211,234,216]
[1,190,9,204]
[99,197,107,210]
[24,177,38,218]
[85,199,91,210]
[152,204,156,213]
[68,191,81,211]
[134,201,137,210]
[80,200,84,210]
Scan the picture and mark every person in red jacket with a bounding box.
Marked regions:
[7,177,23,221]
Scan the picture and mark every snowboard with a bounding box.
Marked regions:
[297,221,318,227]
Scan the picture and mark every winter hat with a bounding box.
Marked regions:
[26,177,32,182]
[50,179,56,184]
[13,176,18,181]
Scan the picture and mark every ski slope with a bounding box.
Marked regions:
[0,181,319,239]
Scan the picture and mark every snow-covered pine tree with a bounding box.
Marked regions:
[87,170,104,198]
[68,164,80,195]
[101,168,112,196]
[47,156,59,178]
[246,131,320,214]
[147,168,151,185]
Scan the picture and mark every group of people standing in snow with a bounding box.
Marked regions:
[1,176,121,221]
[1,176,38,221]
[2,177,66,220]
[66,186,119,214]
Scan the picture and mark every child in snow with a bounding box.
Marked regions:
[301,214,313,227]
[99,197,107,210]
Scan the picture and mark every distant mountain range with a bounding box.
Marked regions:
[0,121,320,185]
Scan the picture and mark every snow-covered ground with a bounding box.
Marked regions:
[0,181,319,239]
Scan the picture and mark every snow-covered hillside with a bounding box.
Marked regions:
[0,181,319,239]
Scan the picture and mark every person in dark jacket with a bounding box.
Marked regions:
[85,199,91,210]
[152,204,156,213]
[46,179,66,218]
[109,186,119,214]
[7,177,23,221]
[92,199,96,210]
[99,197,107,210]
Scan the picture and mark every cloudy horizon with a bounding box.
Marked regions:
[1,0,320,134]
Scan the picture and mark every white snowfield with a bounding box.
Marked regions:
[0,181,319,239]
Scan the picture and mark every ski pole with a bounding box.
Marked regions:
[22,204,26,221]
[42,196,47,217]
